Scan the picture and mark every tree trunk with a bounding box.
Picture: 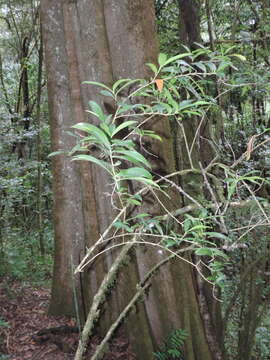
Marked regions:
[178,0,202,49]
[41,1,215,359]
[177,2,224,360]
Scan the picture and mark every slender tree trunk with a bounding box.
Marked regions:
[178,0,202,49]
[205,0,214,50]
[36,14,45,256]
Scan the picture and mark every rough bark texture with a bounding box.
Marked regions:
[41,0,86,316]
[177,1,224,359]
[41,1,214,359]
[178,0,202,48]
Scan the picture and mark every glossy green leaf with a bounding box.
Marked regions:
[195,248,213,256]
[111,121,137,137]
[231,54,246,61]
[115,79,142,96]
[158,53,168,67]
[71,154,112,173]
[118,167,152,179]
[114,149,150,167]
[194,61,207,72]
[100,89,115,98]
[127,198,142,205]
[206,232,229,241]
[83,81,112,92]
[112,79,131,92]
[100,122,113,137]
[48,150,67,158]
[89,101,106,121]
[162,53,192,67]
[112,139,135,148]
[146,62,158,74]
[72,123,111,148]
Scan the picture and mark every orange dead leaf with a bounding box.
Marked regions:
[155,79,164,92]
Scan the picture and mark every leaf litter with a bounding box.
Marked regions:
[0,280,136,360]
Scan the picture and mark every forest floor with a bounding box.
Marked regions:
[0,280,136,360]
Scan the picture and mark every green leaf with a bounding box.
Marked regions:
[142,130,162,141]
[206,232,229,241]
[224,45,236,54]
[112,79,131,92]
[118,167,152,179]
[83,81,112,92]
[131,213,149,219]
[114,149,150,167]
[227,183,236,199]
[195,248,213,256]
[162,53,192,67]
[113,220,133,232]
[206,61,217,72]
[127,198,142,205]
[112,139,135,148]
[179,100,209,111]
[163,238,177,248]
[217,61,231,72]
[72,123,111,148]
[112,78,141,95]
[111,121,137,137]
[189,224,206,232]
[210,248,228,259]
[158,53,168,67]
[100,122,113,137]
[117,103,136,114]
[48,150,67,158]
[115,79,142,96]
[184,110,202,116]
[71,154,112,173]
[68,143,88,155]
[100,89,115,98]
[192,47,210,59]
[152,102,172,114]
[146,62,158,74]
[89,101,106,121]
[231,54,246,61]
[194,61,207,72]
[177,59,191,67]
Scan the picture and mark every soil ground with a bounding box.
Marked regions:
[0,280,136,360]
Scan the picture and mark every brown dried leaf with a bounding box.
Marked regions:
[246,135,256,160]
[155,78,164,92]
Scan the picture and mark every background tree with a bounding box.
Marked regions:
[157,2,270,359]
[0,0,52,279]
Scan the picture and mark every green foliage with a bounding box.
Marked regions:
[69,45,270,359]
[66,50,238,284]
[254,321,270,360]
[0,0,52,283]
[154,328,188,360]
[0,118,53,281]
[0,224,53,282]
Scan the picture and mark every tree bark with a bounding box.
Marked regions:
[177,2,224,360]
[178,0,202,48]
[41,1,215,359]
